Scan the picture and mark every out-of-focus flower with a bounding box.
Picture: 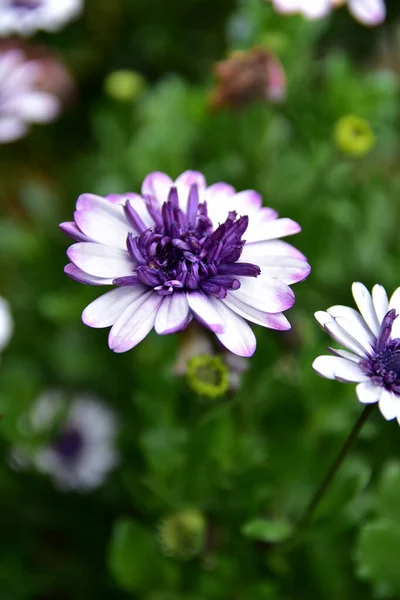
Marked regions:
[159,509,207,561]
[61,171,311,357]
[334,115,375,156]
[186,354,230,398]
[268,0,386,26]
[209,47,286,110]
[0,296,13,353]
[14,391,119,491]
[104,69,145,102]
[313,282,400,423]
[0,48,61,143]
[0,0,82,37]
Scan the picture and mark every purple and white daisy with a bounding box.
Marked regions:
[313,282,400,423]
[61,171,311,357]
[0,48,60,143]
[26,391,119,492]
[0,0,82,36]
[269,0,386,26]
[0,295,13,353]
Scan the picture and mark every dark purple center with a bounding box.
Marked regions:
[114,185,260,299]
[10,0,41,9]
[360,309,400,394]
[52,427,84,464]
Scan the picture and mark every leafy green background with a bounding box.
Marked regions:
[2,0,400,598]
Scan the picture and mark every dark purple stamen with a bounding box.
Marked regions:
[52,427,84,464]
[118,185,260,298]
[360,310,400,393]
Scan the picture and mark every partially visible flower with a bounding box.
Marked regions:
[158,509,207,561]
[14,391,119,491]
[187,354,230,398]
[209,46,286,110]
[0,0,82,37]
[268,0,386,26]
[61,171,310,357]
[104,69,145,102]
[0,296,13,353]
[0,48,61,143]
[313,282,400,423]
[334,115,375,156]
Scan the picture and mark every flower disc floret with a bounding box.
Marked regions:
[61,171,311,357]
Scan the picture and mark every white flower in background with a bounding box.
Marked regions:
[0,0,82,36]
[269,0,386,26]
[313,282,400,423]
[0,296,13,353]
[0,49,60,143]
[15,391,119,491]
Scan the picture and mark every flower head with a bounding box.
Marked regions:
[313,282,400,423]
[0,0,82,36]
[158,509,207,561]
[16,391,119,491]
[0,48,60,143]
[269,0,386,26]
[186,354,230,398]
[334,115,375,157]
[61,171,310,357]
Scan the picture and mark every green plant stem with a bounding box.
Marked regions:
[297,404,376,532]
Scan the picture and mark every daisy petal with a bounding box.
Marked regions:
[260,259,311,284]
[155,292,190,335]
[67,243,134,278]
[389,287,400,338]
[141,172,173,205]
[334,316,374,354]
[348,0,386,26]
[372,284,389,324]
[324,320,368,357]
[174,171,207,213]
[328,347,361,363]
[74,196,131,250]
[109,292,163,353]
[356,381,382,404]
[210,298,256,357]
[327,305,375,342]
[82,286,148,328]
[246,218,301,243]
[187,291,225,333]
[241,239,307,261]
[60,222,92,243]
[379,389,399,420]
[235,275,295,313]
[64,264,113,286]
[312,356,369,382]
[351,282,380,336]
[224,293,291,330]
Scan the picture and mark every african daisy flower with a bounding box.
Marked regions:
[0,48,60,143]
[269,0,386,26]
[61,171,311,357]
[0,0,82,36]
[313,282,400,422]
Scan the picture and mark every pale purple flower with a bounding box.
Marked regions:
[313,282,400,423]
[61,171,311,357]
[269,0,386,26]
[0,0,82,36]
[0,49,60,143]
[16,391,119,492]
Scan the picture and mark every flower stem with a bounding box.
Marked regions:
[296,404,376,532]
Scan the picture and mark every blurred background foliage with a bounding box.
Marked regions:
[3,0,400,598]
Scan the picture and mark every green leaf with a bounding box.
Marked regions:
[241,518,292,543]
[356,520,400,591]
[377,461,400,522]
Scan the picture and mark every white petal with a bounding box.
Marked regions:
[186,291,225,333]
[241,240,307,262]
[174,170,206,213]
[348,0,386,26]
[64,263,113,286]
[0,297,13,352]
[372,284,389,324]
[312,355,369,382]
[74,195,131,250]
[302,0,332,18]
[328,347,361,363]
[67,243,134,278]
[327,305,375,344]
[356,381,382,404]
[379,389,399,420]
[14,92,60,123]
[0,116,27,143]
[334,316,374,353]
[260,259,311,284]
[82,286,147,328]
[223,293,291,330]
[315,310,333,329]
[141,172,173,205]
[155,292,190,335]
[324,320,368,357]
[388,287,400,339]
[109,292,163,353]
[235,276,295,313]
[245,218,301,243]
[351,282,380,336]
[209,298,256,357]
